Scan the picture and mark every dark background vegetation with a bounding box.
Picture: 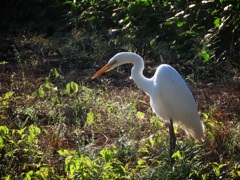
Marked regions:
[1,0,240,69]
[0,0,240,179]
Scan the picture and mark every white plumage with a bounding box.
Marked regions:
[92,52,204,163]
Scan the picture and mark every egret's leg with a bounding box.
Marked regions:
[169,119,176,166]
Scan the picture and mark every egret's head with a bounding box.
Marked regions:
[92,52,134,79]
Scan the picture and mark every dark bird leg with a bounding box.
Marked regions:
[169,118,176,166]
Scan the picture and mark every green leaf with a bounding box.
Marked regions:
[31,125,41,135]
[211,10,217,15]
[26,170,34,180]
[70,164,76,175]
[70,81,78,93]
[207,120,215,127]
[150,116,164,127]
[100,149,113,162]
[5,175,11,180]
[4,91,14,99]
[17,127,26,136]
[65,83,71,94]
[137,159,146,165]
[172,150,182,160]
[149,137,155,147]
[214,18,220,28]
[0,137,4,148]
[213,163,221,176]
[138,99,148,104]
[202,50,210,62]
[35,104,40,109]
[0,126,9,134]
[150,39,157,47]
[65,155,73,166]
[28,125,40,143]
[136,111,145,120]
[53,68,59,78]
[138,147,149,153]
[86,111,94,125]
[177,21,186,27]
[38,85,45,98]
[202,113,209,119]
[165,19,173,25]
[45,77,51,89]
[58,149,70,156]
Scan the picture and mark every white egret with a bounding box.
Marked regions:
[92,52,204,165]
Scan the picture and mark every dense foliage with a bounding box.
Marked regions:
[1,0,239,66]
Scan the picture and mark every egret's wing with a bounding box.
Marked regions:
[152,65,204,142]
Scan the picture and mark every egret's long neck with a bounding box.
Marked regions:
[130,55,152,95]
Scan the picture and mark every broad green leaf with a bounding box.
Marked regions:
[138,147,149,153]
[214,18,220,28]
[207,121,215,127]
[100,149,113,162]
[70,81,78,93]
[165,19,173,25]
[53,68,59,78]
[137,159,146,165]
[70,164,76,175]
[58,149,70,156]
[211,10,217,15]
[86,111,94,125]
[17,127,26,136]
[2,100,8,105]
[0,126,9,134]
[150,39,157,47]
[202,50,210,62]
[218,163,227,169]
[202,113,208,119]
[172,150,182,160]
[45,77,51,88]
[65,155,73,165]
[5,175,11,180]
[138,99,148,104]
[38,85,45,98]
[28,125,40,143]
[84,158,92,168]
[29,125,41,135]
[5,91,14,99]
[177,21,186,27]
[35,104,40,109]
[150,116,164,127]
[26,170,34,180]
[65,83,71,94]
[149,137,155,147]
[213,163,221,176]
[136,111,145,120]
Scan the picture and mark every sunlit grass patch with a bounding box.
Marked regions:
[1,61,240,179]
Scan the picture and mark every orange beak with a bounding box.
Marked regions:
[92,64,111,79]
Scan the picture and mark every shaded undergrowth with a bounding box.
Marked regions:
[0,34,240,179]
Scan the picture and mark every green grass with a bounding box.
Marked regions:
[0,34,240,179]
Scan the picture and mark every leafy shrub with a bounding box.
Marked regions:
[1,0,239,67]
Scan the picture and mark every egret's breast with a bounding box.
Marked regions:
[150,95,173,123]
